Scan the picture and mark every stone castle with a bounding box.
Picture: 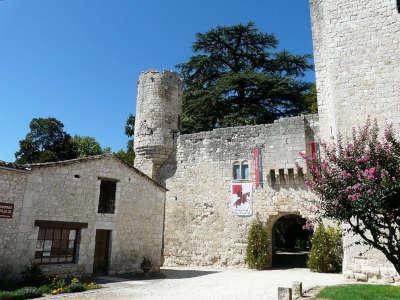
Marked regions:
[134,0,400,282]
[1,0,399,282]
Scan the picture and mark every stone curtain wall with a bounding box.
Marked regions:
[1,156,165,276]
[162,116,318,267]
[0,168,27,275]
[310,0,400,281]
[310,0,400,141]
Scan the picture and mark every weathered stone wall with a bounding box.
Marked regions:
[310,0,400,281]
[0,167,27,275]
[162,115,318,266]
[0,155,165,276]
[310,0,400,141]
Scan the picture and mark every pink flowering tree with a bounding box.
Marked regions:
[304,120,400,274]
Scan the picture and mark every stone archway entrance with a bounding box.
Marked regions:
[272,214,313,268]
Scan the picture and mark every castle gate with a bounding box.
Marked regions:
[269,213,313,268]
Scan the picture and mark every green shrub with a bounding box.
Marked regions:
[50,277,66,290]
[246,220,269,270]
[0,266,18,291]
[66,282,86,293]
[20,264,47,288]
[0,287,43,300]
[308,224,343,273]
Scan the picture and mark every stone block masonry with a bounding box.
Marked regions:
[134,70,182,181]
[161,115,319,267]
[0,154,166,277]
[310,0,400,280]
[310,0,400,141]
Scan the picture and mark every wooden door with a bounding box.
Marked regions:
[93,230,111,275]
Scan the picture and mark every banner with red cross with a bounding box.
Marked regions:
[230,183,252,216]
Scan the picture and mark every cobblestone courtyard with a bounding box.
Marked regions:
[43,267,345,300]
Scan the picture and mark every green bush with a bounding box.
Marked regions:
[66,283,86,293]
[0,287,43,300]
[246,220,269,270]
[308,224,343,273]
[0,266,18,291]
[20,264,47,288]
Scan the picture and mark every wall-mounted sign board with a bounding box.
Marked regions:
[0,202,14,218]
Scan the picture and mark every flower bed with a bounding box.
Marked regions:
[0,265,101,300]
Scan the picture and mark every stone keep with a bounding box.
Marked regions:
[310,0,400,281]
[134,70,183,181]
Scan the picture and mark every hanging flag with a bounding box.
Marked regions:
[310,142,320,173]
[311,142,320,160]
[311,142,317,160]
[231,183,252,216]
[253,146,261,188]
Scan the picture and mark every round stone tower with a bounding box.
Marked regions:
[134,70,182,181]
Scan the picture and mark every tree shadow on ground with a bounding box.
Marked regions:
[94,269,220,284]
[161,268,220,279]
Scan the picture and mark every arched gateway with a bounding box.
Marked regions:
[268,213,313,268]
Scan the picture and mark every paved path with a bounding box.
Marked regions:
[44,267,345,300]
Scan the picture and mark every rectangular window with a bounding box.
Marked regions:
[270,169,277,187]
[98,180,117,214]
[398,0,400,13]
[34,227,78,264]
[279,169,286,185]
[233,165,241,180]
[241,164,249,180]
[288,168,295,185]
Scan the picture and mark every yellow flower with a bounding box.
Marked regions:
[51,287,65,295]
[71,277,80,284]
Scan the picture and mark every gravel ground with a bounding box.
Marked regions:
[43,267,345,300]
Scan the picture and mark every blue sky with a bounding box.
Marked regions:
[0,0,314,162]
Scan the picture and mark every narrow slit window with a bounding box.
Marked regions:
[279,169,286,185]
[270,169,277,187]
[297,167,304,184]
[288,168,295,185]
[177,115,181,131]
[397,0,400,13]
[98,180,117,214]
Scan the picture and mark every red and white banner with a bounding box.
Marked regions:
[231,183,252,216]
[253,146,261,188]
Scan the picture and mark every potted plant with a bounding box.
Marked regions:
[140,257,152,275]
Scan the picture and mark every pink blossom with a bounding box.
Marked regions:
[362,167,377,181]
[348,193,361,201]
[302,221,314,231]
[384,127,393,140]
[321,161,329,170]
[299,151,307,159]
[339,170,352,180]
[357,155,370,164]
[383,143,392,153]
[352,183,362,192]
